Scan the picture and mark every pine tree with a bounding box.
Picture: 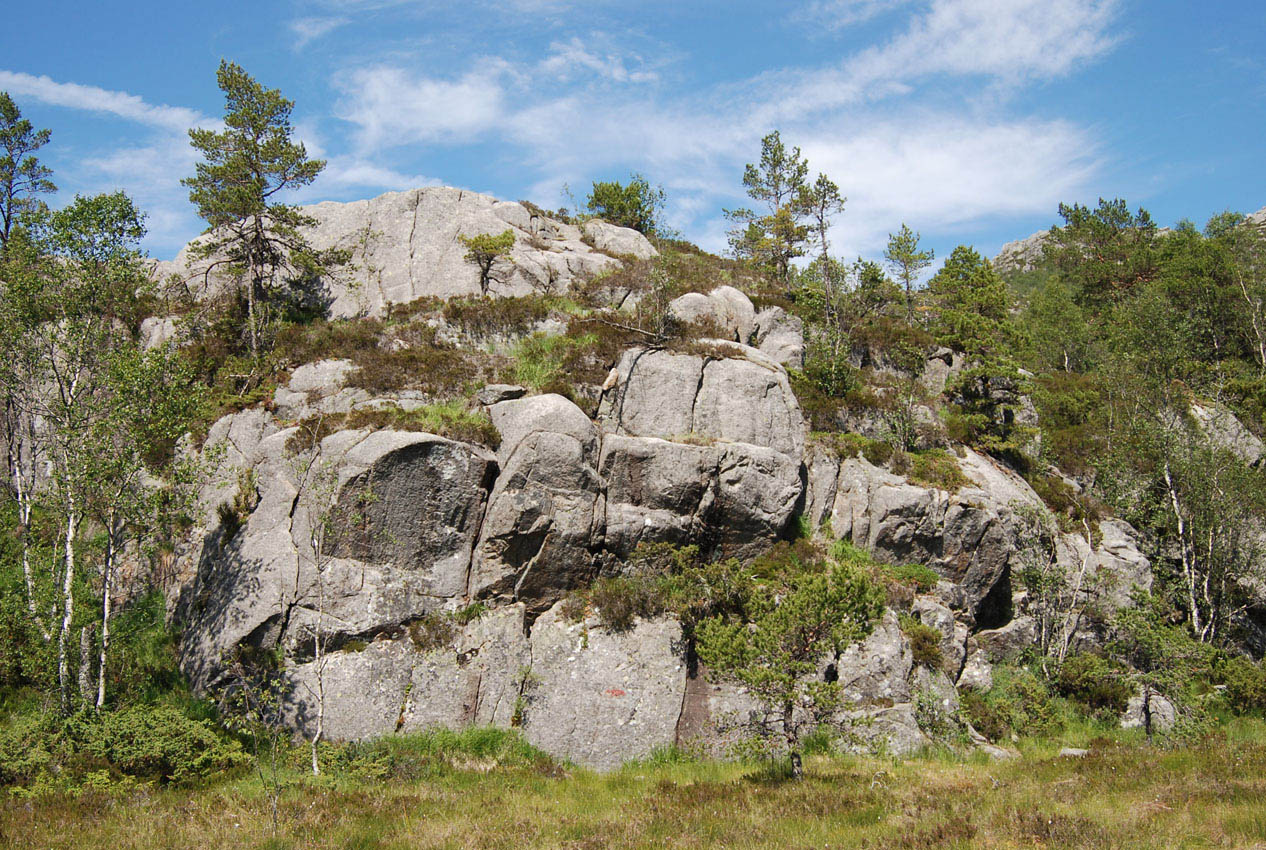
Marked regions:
[0,92,56,248]
[183,61,344,355]
[884,223,934,320]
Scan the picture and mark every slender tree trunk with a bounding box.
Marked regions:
[96,520,117,710]
[78,624,94,711]
[58,504,79,715]
[8,410,49,640]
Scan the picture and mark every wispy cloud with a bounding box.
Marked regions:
[331,0,1122,254]
[291,16,349,50]
[541,37,660,84]
[797,0,916,29]
[335,64,509,150]
[0,70,211,131]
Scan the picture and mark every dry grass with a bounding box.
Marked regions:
[6,720,1266,849]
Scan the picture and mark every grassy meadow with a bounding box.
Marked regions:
[6,720,1266,850]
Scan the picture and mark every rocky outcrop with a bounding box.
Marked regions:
[599,343,806,458]
[668,286,756,343]
[992,229,1051,275]
[600,434,801,560]
[1190,401,1264,468]
[176,426,497,692]
[470,395,605,613]
[753,306,806,368]
[156,187,657,319]
[808,447,1041,622]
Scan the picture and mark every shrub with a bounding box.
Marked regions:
[907,449,971,492]
[900,614,945,669]
[960,666,1063,742]
[588,576,666,632]
[66,705,249,785]
[336,727,555,780]
[408,613,455,652]
[347,400,500,449]
[1054,653,1133,715]
[885,563,940,593]
[1218,656,1266,712]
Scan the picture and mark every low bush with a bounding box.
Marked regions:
[1054,653,1133,715]
[1218,656,1266,712]
[0,705,248,790]
[899,614,945,669]
[587,576,668,632]
[960,666,1065,742]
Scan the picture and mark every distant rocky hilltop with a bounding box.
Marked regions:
[154,186,658,319]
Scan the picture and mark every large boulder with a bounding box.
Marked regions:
[598,343,806,459]
[157,187,655,318]
[819,449,1041,623]
[522,603,687,770]
[582,219,659,260]
[176,427,497,692]
[752,306,805,369]
[600,434,801,560]
[469,395,605,613]
[668,286,756,343]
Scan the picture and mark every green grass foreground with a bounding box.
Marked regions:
[6,721,1266,850]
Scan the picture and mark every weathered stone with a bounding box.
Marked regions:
[836,610,913,706]
[912,595,967,676]
[1190,401,1264,467]
[582,219,658,260]
[522,603,687,770]
[668,286,756,343]
[471,395,604,612]
[1053,519,1153,614]
[599,344,805,458]
[957,649,994,691]
[158,187,652,318]
[824,450,1043,621]
[177,429,497,692]
[476,384,527,406]
[139,315,180,351]
[752,306,805,368]
[1120,689,1177,733]
[975,616,1038,663]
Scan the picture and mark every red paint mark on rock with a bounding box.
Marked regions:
[604,688,627,697]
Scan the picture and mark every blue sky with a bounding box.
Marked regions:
[1,0,1263,267]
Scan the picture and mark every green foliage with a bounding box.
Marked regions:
[459,229,516,295]
[692,549,884,771]
[586,575,668,632]
[0,91,56,246]
[347,400,499,449]
[183,61,344,355]
[960,666,1065,742]
[0,705,247,790]
[1045,198,1158,308]
[899,614,944,669]
[726,131,817,288]
[585,174,666,236]
[1219,656,1266,712]
[332,727,555,780]
[884,224,934,317]
[882,562,941,593]
[1054,654,1133,715]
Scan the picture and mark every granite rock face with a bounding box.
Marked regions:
[156,187,656,319]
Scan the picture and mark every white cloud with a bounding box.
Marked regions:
[798,115,1102,256]
[336,65,508,150]
[540,38,659,84]
[291,16,349,50]
[798,0,916,29]
[0,70,211,131]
